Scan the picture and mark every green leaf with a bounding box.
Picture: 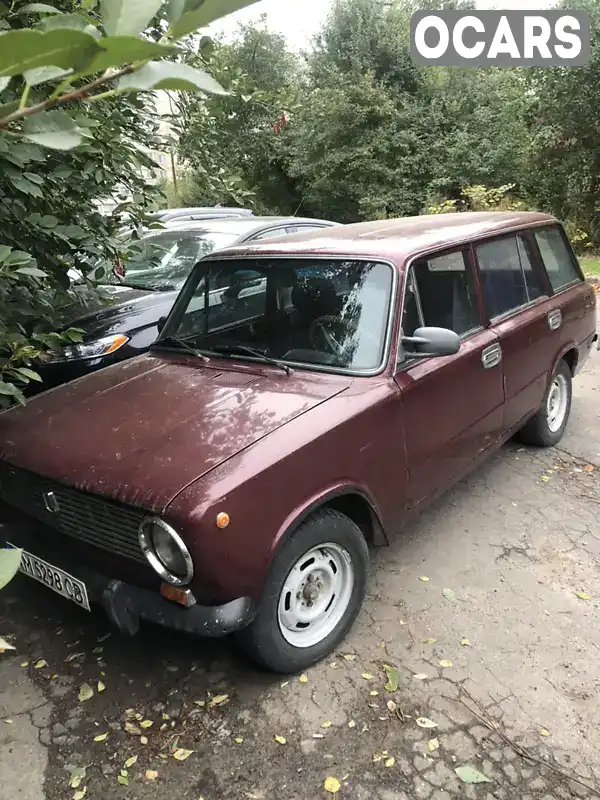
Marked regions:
[118,61,227,94]
[6,250,34,266]
[169,0,260,40]
[0,76,9,92]
[0,244,11,263]
[383,663,400,692]
[38,214,58,228]
[24,65,71,85]
[77,36,179,76]
[0,383,25,404]
[455,766,493,784]
[41,13,101,38]
[15,367,42,382]
[16,266,47,278]
[0,29,100,78]
[101,0,163,36]
[0,548,22,589]
[65,328,84,342]
[19,2,63,13]
[22,110,83,150]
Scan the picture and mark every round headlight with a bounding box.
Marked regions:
[138,518,193,586]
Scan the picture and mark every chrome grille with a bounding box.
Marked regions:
[0,463,146,563]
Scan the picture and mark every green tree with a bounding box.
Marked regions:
[0,0,260,403]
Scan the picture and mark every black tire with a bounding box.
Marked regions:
[519,359,572,447]
[237,508,369,673]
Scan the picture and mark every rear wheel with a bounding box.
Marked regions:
[237,509,368,673]
[519,359,572,447]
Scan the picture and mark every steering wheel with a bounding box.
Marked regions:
[310,315,352,359]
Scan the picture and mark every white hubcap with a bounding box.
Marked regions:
[546,373,568,433]
[277,543,354,648]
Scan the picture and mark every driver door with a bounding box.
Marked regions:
[394,247,505,509]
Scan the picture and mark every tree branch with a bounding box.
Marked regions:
[0,65,138,129]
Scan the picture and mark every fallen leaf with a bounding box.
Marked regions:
[416,717,438,728]
[383,663,400,692]
[299,674,308,683]
[73,790,86,800]
[193,700,206,707]
[65,653,84,663]
[369,690,379,696]
[97,681,105,692]
[576,591,591,600]
[173,748,194,761]
[372,752,382,762]
[413,673,429,680]
[69,767,86,789]
[423,638,437,644]
[455,765,492,784]
[20,661,29,667]
[385,757,395,767]
[324,776,341,794]
[208,694,229,707]
[124,755,138,769]
[97,633,111,643]
[439,660,453,668]
[0,636,15,653]
[312,733,324,739]
[540,475,551,482]
[428,737,440,751]
[419,576,430,582]
[539,728,550,737]
[329,661,339,669]
[234,736,243,743]
[34,659,47,669]
[124,721,141,735]
[78,683,93,702]
[442,588,456,602]
[140,719,153,728]
[361,673,373,680]
[348,720,356,728]
[145,770,158,781]
[321,720,332,728]
[342,653,356,661]
[583,464,595,472]
[117,775,128,786]
[4,719,12,724]
[165,665,178,672]
[92,646,103,655]
[274,735,287,745]
[93,732,108,742]
[377,641,386,648]
[161,713,169,720]
[386,700,397,712]
[135,713,143,720]
[140,736,148,745]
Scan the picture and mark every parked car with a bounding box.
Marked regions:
[151,207,254,226]
[1,212,596,672]
[32,216,339,393]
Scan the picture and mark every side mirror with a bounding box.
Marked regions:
[401,326,460,359]
[157,315,167,333]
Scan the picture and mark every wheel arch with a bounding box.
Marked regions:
[273,485,388,555]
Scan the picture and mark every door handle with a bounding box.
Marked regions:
[481,343,502,369]
[547,309,562,331]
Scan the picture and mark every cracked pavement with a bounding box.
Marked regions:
[1,343,599,800]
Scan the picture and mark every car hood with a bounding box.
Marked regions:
[59,285,177,338]
[0,353,351,513]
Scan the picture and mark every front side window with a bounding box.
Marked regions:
[476,234,544,319]
[534,226,582,292]
[402,249,480,340]
[160,258,394,372]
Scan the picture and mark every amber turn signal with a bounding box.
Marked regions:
[216,512,230,529]
[160,583,196,607]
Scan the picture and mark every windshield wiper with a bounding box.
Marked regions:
[210,344,293,375]
[151,336,210,363]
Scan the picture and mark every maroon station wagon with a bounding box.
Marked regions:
[0,212,597,672]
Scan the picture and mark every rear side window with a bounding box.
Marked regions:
[476,235,544,319]
[534,226,582,292]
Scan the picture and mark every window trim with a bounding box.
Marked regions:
[530,223,585,295]
[160,253,399,379]
[472,230,550,324]
[396,245,484,369]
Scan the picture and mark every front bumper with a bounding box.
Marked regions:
[0,519,255,638]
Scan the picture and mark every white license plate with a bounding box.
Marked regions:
[14,547,90,611]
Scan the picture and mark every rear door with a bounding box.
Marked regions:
[473,232,552,432]
[395,247,505,508]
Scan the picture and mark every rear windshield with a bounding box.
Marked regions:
[161,258,395,373]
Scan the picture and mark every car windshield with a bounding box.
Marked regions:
[106,231,241,291]
[159,258,394,372]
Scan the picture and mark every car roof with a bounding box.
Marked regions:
[207,212,557,266]
[152,216,339,238]
[153,207,253,220]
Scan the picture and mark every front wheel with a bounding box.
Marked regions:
[519,359,572,447]
[237,509,368,673]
